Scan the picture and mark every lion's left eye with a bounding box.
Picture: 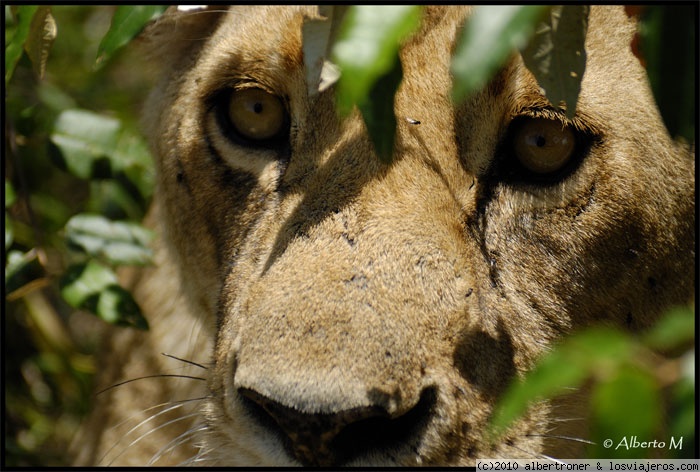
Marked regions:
[217,88,290,146]
[512,117,576,175]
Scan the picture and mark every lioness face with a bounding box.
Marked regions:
[141,5,694,466]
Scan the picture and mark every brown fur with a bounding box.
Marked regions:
[71,5,694,466]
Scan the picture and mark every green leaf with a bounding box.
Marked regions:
[60,260,117,307]
[5,214,13,249]
[5,180,16,208]
[5,249,44,294]
[488,327,633,440]
[668,361,695,458]
[65,213,154,266]
[638,6,695,142]
[588,368,660,459]
[59,260,148,329]
[488,341,588,440]
[97,285,149,330]
[50,109,121,179]
[50,109,153,195]
[5,179,16,249]
[521,5,589,118]
[5,5,39,86]
[333,5,422,115]
[112,126,154,200]
[451,5,548,103]
[96,5,167,66]
[37,81,77,113]
[332,6,421,164]
[562,327,634,374]
[644,305,695,351]
[358,58,404,164]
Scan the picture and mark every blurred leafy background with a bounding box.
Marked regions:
[4,5,696,467]
[5,5,161,466]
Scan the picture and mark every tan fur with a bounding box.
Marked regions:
[71,5,694,466]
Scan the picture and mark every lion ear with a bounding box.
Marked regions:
[136,5,228,72]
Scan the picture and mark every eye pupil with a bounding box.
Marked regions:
[512,117,576,176]
[224,88,289,143]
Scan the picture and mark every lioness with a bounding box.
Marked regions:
[72,5,695,466]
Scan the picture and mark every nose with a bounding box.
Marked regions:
[238,386,436,466]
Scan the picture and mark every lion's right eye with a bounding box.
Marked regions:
[512,118,575,175]
[218,88,290,146]
[496,115,593,185]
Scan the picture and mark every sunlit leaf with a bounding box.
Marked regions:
[521,5,589,118]
[96,285,149,329]
[50,109,154,197]
[112,125,155,200]
[65,213,154,266]
[60,260,117,307]
[96,5,167,66]
[5,250,44,295]
[5,5,39,85]
[332,6,421,164]
[24,6,56,79]
[333,5,421,115]
[59,260,148,329]
[50,109,121,179]
[451,5,547,103]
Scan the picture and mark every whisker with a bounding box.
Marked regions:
[149,423,208,465]
[179,453,206,466]
[535,452,569,464]
[527,433,595,445]
[96,374,206,396]
[107,411,202,466]
[161,352,208,370]
[545,417,586,424]
[110,397,208,432]
[99,398,207,464]
[505,442,567,464]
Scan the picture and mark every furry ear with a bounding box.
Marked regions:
[136,5,229,73]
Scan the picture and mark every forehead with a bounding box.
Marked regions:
[196,5,635,99]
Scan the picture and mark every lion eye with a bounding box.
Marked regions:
[512,118,576,175]
[225,88,288,142]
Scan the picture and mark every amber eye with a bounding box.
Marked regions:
[512,117,576,175]
[225,88,288,142]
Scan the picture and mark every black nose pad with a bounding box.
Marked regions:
[239,387,436,466]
